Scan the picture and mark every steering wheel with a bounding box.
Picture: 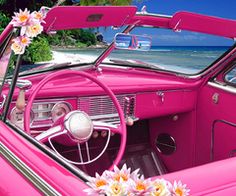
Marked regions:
[24,70,127,170]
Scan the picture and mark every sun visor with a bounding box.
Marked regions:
[170,11,236,39]
[43,6,137,32]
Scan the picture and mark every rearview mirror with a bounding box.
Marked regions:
[114,33,151,51]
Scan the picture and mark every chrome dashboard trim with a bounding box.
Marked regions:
[0,142,61,195]
[77,94,136,124]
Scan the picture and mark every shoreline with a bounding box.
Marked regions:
[51,42,108,51]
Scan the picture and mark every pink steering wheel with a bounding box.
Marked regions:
[24,70,127,170]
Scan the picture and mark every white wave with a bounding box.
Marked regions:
[150,49,172,52]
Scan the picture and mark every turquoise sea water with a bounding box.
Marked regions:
[108,46,230,74]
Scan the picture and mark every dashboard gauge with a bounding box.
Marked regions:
[10,107,34,129]
[51,102,72,122]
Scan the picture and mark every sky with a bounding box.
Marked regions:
[103,0,236,46]
[132,0,236,20]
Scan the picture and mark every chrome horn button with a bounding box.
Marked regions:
[64,111,93,142]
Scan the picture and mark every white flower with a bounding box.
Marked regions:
[25,23,43,38]
[107,164,131,182]
[82,164,190,196]
[11,41,25,55]
[31,11,46,23]
[129,175,153,195]
[172,180,190,196]
[19,36,31,46]
[105,180,128,196]
[11,36,31,55]
[83,172,109,195]
[11,8,31,27]
[150,178,171,196]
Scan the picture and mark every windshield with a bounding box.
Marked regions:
[18,25,234,75]
[104,27,234,75]
[18,27,125,74]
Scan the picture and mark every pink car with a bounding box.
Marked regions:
[1,5,236,195]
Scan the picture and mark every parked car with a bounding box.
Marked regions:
[1,5,236,195]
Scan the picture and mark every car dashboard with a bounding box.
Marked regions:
[7,66,199,132]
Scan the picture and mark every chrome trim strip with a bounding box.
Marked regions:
[78,94,136,124]
[208,81,236,94]
[0,94,6,109]
[0,142,61,195]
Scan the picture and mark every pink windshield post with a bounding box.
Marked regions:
[170,11,236,39]
[43,6,137,32]
[130,15,171,28]
[0,24,13,44]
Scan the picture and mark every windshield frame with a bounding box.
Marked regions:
[7,12,236,79]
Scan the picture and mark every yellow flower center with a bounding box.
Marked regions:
[35,12,43,20]
[95,179,107,188]
[114,174,121,181]
[175,188,184,196]
[136,182,146,191]
[114,173,128,182]
[12,43,21,50]
[21,37,28,45]
[111,184,122,194]
[19,14,28,23]
[31,25,39,32]
[153,183,164,195]
[121,173,128,181]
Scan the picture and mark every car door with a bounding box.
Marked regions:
[195,61,236,165]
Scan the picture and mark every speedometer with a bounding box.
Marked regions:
[10,107,34,129]
[51,102,72,122]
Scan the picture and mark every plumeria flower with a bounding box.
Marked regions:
[25,23,43,38]
[151,179,171,196]
[129,175,153,195]
[83,172,109,195]
[172,180,190,196]
[105,180,128,196]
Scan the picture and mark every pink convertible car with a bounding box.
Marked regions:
[1,5,236,195]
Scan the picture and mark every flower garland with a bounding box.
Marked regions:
[84,164,190,196]
[10,8,46,55]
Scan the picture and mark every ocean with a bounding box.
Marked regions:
[48,46,231,75]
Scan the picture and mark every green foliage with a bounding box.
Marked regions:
[76,41,87,48]
[0,12,10,34]
[78,29,96,46]
[22,36,52,64]
[0,0,6,5]
[47,29,96,47]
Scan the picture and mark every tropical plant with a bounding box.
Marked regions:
[22,36,52,63]
[0,12,10,34]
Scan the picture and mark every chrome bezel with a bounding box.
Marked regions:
[51,101,72,123]
[10,106,34,128]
